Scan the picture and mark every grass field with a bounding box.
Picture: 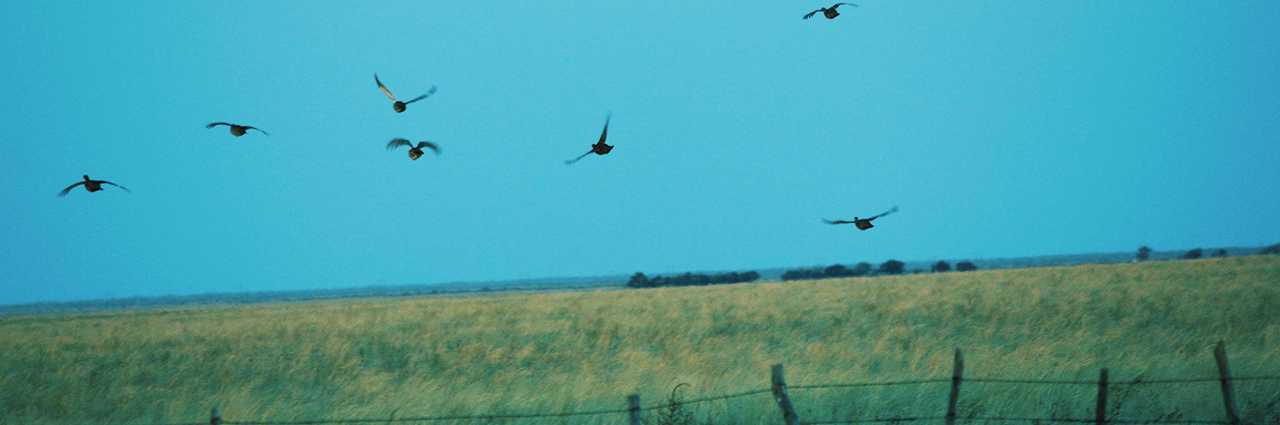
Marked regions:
[2,256,1279,425]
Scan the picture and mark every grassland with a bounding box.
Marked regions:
[2,256,1279,425]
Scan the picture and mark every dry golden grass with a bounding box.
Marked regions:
[2,256,1279,425]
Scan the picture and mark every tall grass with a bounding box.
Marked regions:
[2,256,1278,425]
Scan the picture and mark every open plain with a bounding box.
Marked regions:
[3,256,1279,425]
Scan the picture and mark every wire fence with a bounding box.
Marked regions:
[136,342,1280,425]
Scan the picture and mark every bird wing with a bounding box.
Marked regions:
[804,9,820,19]
[823,219,853,225]
[565,150,593,165]
[869,206,898,220]
[403,86,438,105]
[415,141,441,155]
[245,126,269,136]
[58,181,85,197]
[100,181,130,193]
[834,3,857,9]
[386,138,412,151]
[597,113,611,146]
[375,74,397,101]
[206,122,230,129]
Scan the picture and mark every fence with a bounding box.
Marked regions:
[163,341,1275,425]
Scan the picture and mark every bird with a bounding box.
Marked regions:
[375,74,437,113]
[386,138,440,160]
[824,206,898,230]
[58,175,130,197]
[804,3,857,20]
[206,122,268,137]
[565,113,613,165]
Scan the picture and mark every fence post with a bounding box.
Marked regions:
[210,407,222,425]
[945,349,964,425]
[1213,341,1242,425]
[771,364,801,425]
[628,394,641,425]
[1095,368,1108,425]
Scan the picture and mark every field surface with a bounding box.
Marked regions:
[2,256,1279,425]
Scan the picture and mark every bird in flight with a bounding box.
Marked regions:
[804,3,857,20]
[59,175,130,197]
[386,138,440,160]
[565,113,614,165]
[375,74,437,113]
[206,122,268,137]
[824,206,897,230]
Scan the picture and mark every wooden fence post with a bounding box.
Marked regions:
[210,407,222,425]
[945,349,964,425]
[628,394,641,425]
[1213,341,1242,425]
[771,364,801,425]
[1095,368,1108,425]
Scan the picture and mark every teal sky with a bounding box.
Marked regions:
[1,1,1277,305]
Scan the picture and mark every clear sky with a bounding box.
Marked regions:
[1,1,1277,305]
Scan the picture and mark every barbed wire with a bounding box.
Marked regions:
[953,417,1229,424]
[968,375,1280,386]
[640,388,773,411]
[804,415,947,424]
[225,407,631,425]
[794,378,951,390]
[806,417,1231,424]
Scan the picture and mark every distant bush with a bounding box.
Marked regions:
[626,271,760,289]
[1182,248,1203,260]
[1261,243,1280,255]
[955,261,978,272]
[1136,246,1153,261]
[781,262,873,281]
[879,260,906,275]
[824,264,856,278]
[1211,249,1228,257]
[932,261,952,273]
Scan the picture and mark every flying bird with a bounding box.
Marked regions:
[824,206,898,230]
[58,175,130,197]
[565,113,613,165]
[206,122,268,136]
[375,74,437,113]
[386,138,440,160]
[804,3,857,20]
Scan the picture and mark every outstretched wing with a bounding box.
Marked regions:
[415,141,441,155]
[386,138,413,151]
[205,122,231,129]
[375,74,397,101]
[58,181,85,197]
[244,126,269,136]
[403,86,438,105]
[100,181,131,193]
[597,112,611,146]
[869,206,899,220]
[565,150,593,165]
[823,219,854,225]
[804,9,821,19]
[834,3,858,9]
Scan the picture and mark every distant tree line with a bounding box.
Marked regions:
[626,271,761,288]
[1134,244,1280,261]
[779,259,978,281]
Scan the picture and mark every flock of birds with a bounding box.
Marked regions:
[58,3,896,231]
